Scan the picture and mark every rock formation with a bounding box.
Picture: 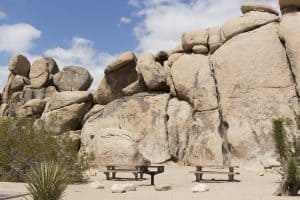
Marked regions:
[1,0,300,170]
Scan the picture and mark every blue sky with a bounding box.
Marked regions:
[0,0,278,90]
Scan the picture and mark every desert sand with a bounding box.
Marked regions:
[0,165,299,200]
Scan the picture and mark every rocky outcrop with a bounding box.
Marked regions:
[9,54,30,77]
[53,66,93,91]
[211,23,298,169]
[279,12,300,95]
[136,53,169,91]
[171,54,218,111]
[221,11,279,42]
[82,93,171,164]
[96,52,141,105]
[241,2,279,15]
[1,0,299,171]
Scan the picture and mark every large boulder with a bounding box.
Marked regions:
[104,51,136,74]
[241,2,279,15]
[208,27,222,53]
[182,29,208,51]
[183,110,224,165]
[171,54,218,111]
[17,98,46,117]
[211,23,298,169]
[136,53,169,91]
[96,52,140,105]
[279,12,300,95]
[53,66,93,91]
[37,91,93,135]
[221,11,279,42]
[82,128,148,166]
[279,0,300,13]
[22,87,46,103]
[82,93,171,164]
[9,54,30,77]
[11,75,29,93]
[29,58,58,89]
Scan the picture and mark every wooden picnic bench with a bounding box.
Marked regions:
[102,165,144,180]
[190,165,240,182]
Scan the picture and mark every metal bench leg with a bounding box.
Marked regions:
[133,172,138,180]
[229,167,234,181]
[150,175,155,185]
[105,172,110,180]
[112,172,116,179]
[140,173,144,179]
[195,174,203,182]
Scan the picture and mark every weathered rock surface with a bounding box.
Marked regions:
[167,53,183,67]
[279,12,300,95]
[22,87,46,103]
[29,58,57,89]
[192,45,209,54]
[208,27,222,53]
[182,29,208,51]
[53,66,93,91]
[9,54,30,77]
[89,181,104,189]
[11,75,29,93]
[279,0,300,12]
[221,11,279,42]
[171,54,218,111]
[241,2,279,15]
[82,93,171,164]
[17,98,46,117]
[136,53,169,91]
[104,51,136,74]
[212,23,298,169]
[111,184,127,193]
[192,184,209,193]
[96,55,139,105]
[155,184,172,191]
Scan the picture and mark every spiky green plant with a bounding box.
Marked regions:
[272,119,287,162]
[25,162,70,200]
[286,157,299,184]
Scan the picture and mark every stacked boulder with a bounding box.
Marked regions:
[1,0,300,170]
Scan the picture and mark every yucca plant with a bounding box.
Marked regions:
[25,162,70,200]
[272,119,288,163]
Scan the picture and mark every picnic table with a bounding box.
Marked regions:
[103,165,144,180]
[102,165,164,185]
[190,165,240,182]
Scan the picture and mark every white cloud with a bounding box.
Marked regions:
[0,11,7,20]
[0,23,41,54]
[120,16,131,24]
[44,37,117,90]
[130,0,278,53]
[0,65,8,92]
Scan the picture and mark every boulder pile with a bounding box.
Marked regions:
[1,0,300,170]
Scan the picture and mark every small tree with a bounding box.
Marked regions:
[26,162,70,200]
[273,119,300,196]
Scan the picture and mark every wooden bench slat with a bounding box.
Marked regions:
[190,171,240,175]
[102,170,141,173]
[196,165,239,169]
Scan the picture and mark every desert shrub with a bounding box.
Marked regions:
[286,157,299,184]
[272,119,288,162]
[0,117,91,183]
[26,161,70,200]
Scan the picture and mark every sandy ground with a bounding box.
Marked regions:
[0,166,299,200]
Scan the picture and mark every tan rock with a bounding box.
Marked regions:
[241,2,279,15]
[17,98,46,117]
[155,184,172,191]
[45,91,93,112]
[53,66,93,91]
[96,60,139,104]
[279,0,300,13]
[9,54,30,77]
[104,51,136,74]
[136,52,168,91]
[2,73,14,103]
[121,78,146,96]
[22,87,46,103]
[11,75,29,92]
[182,29,208,51]
[192,45,209,54]
[167,53,183,67]
[82,93,171,164]
[29,58,52,88]
[211,23,298,169]
[279,12,300,95]
[208,27,222,53]
[221,11,279,42]
[171,54,218,111]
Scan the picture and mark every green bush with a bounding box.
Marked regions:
[286,157,299,184]
[272,119,288,162]
[26,162,70,200]
[0,117,91,183]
